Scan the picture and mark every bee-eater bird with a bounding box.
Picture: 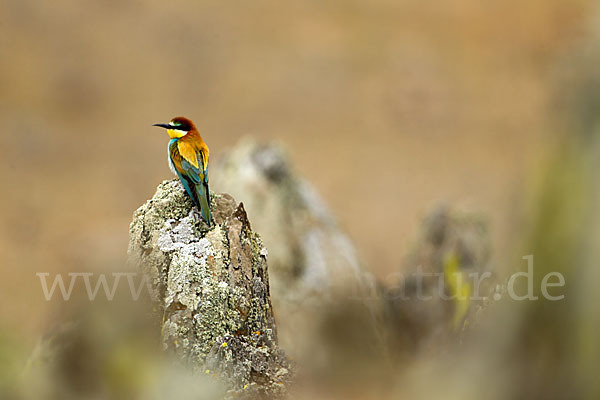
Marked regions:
[153,116,212,225]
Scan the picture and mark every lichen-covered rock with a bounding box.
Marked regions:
[128,180,291,397]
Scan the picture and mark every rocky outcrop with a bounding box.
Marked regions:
[128,180,291,398]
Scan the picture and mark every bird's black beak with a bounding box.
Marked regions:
[152,123,171,129]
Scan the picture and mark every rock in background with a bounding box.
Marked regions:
[383,204,493,356]
[210,140,378,356]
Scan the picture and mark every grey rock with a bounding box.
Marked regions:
[210,140,378,356]
[128,179,291,397]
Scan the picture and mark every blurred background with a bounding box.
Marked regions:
[1,0,599,398]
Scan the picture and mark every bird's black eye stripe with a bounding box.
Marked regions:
[171,122,190,131]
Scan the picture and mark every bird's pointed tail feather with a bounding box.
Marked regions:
[195,182,212,225]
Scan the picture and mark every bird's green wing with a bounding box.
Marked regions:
[179,149,211,224]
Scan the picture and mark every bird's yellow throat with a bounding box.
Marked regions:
[167,129,187,139]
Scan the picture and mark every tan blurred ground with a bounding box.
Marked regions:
[0,0,591,339]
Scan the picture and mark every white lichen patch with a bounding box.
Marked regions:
[260,247,269,257]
